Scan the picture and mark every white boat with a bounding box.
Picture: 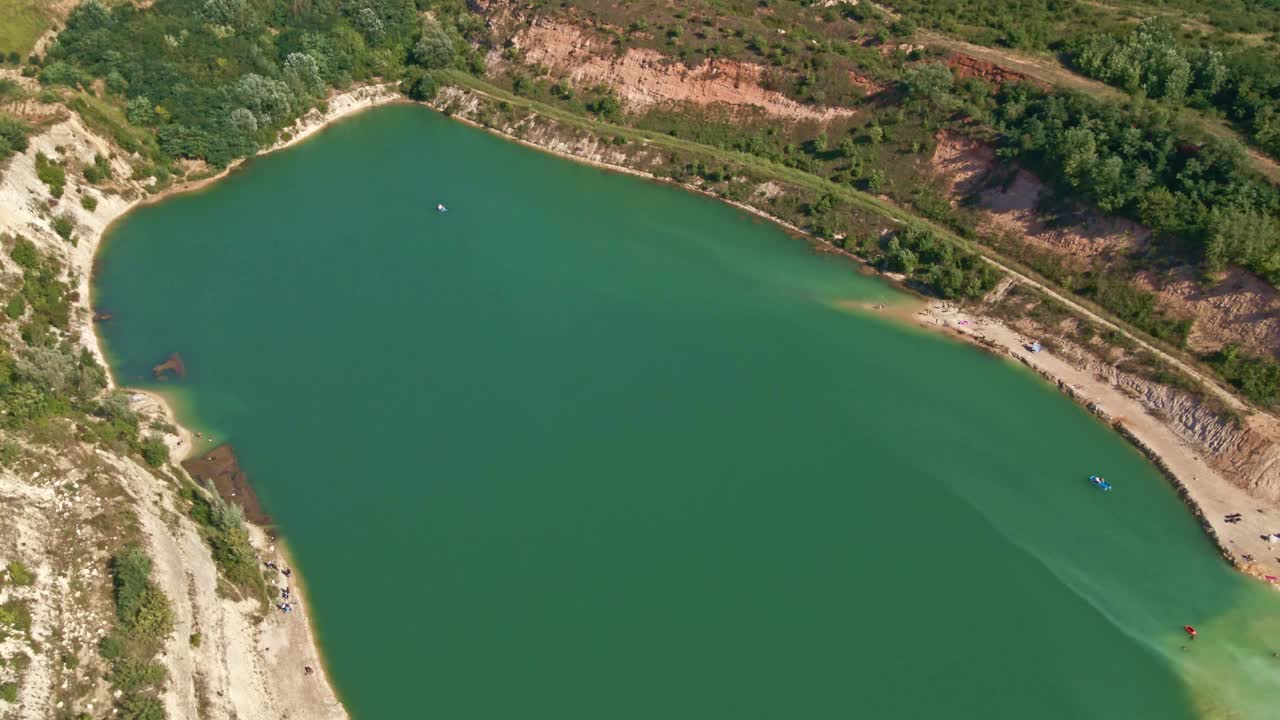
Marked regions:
[436,203,447,213]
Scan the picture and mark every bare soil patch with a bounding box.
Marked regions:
[1135,266,1280,360]
[509,18,860,122]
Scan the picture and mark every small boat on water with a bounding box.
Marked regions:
[1184,625,1197,639]
[1089,475,1113,491]
[436,203,448,213]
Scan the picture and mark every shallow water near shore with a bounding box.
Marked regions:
[95,104,1280,719]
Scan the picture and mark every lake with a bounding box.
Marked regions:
[95,104,1280,719]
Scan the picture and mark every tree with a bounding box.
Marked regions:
[902,63,955,105]
[233,74,295,125]
[283,53,324,98]
[402,68,439,101]
[411,20,456,70]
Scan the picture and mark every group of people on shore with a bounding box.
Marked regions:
[263,558,297,613]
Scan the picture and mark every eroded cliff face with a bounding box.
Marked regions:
[492,15,862,122]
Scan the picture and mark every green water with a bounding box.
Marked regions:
[95,105,1280,719]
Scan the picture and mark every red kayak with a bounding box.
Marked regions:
[1184,625,1197,638]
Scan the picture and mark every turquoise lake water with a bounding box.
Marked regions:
[95,104,1280,718]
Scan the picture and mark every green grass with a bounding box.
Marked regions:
[0,0,52,58]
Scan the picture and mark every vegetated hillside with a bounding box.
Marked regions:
[470,1,1280,403]
[6,0,1278,407]
[879,0,1280,163]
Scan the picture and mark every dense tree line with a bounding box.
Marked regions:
[1065,18,1280,159]
[41,0,485,166]
[984,82,1280,285]
[881,223,1001,299]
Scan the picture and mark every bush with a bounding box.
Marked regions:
[130,586,175,640]
[188,481,263,594]
[112,547,153,625]
[0,682,16,702]
[51,213,76,243]
[83,154,112,184]
[0,113,31,164]
[9,236,39,269]
[5,561,34,586]
[81,194,98,211]
[5,294,25,320]
[139,435,168,468]
[34,153,66,197]
[1207,345,1280,408]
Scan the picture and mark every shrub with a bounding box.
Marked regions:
[6,561,34,586]
[81,194,98,211]
[8,236,38,269]
[83,154,112,184]
[112,547,153,625]
[140,435,168,467]
[1207,345,1280,408]
[0,113,31,163]
[34,153,66,197]
[51,213,76,243]
[130,586,175,640]
[0,682,16,702]
[5,294,25,320]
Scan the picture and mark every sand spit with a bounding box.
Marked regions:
[0,84,400,719]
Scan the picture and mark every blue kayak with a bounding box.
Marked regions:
[1089,475,1113,491]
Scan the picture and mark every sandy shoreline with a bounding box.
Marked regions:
[81,85,403,719]
[1,82,401,719]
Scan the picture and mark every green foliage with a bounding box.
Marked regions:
[83,153,112,184]
[139,435,169,468]
[109,657,166,694]
[989,82,1280,286]
[5,561,33,586]
[34,152,65,197]
[81,193,98,211]
[4,293,24,320]
[586,92,622,122]
[104,545,173,717]
[186,481,264,594]
[1207,344,1280,407]
[45,0,485,166]
[111,546,152,626]
[130,586,175,641]
[0,600,32,633]
[901,63,955,106]
[7,235,37,269]
[401,67,440,101]
[118,692,165,720]
[1066,17,1280,159]
[411,18,458,70]
[51,213,75,243]
[0,682,15,703]
[880,224,999,299]
[0,112,31,164]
